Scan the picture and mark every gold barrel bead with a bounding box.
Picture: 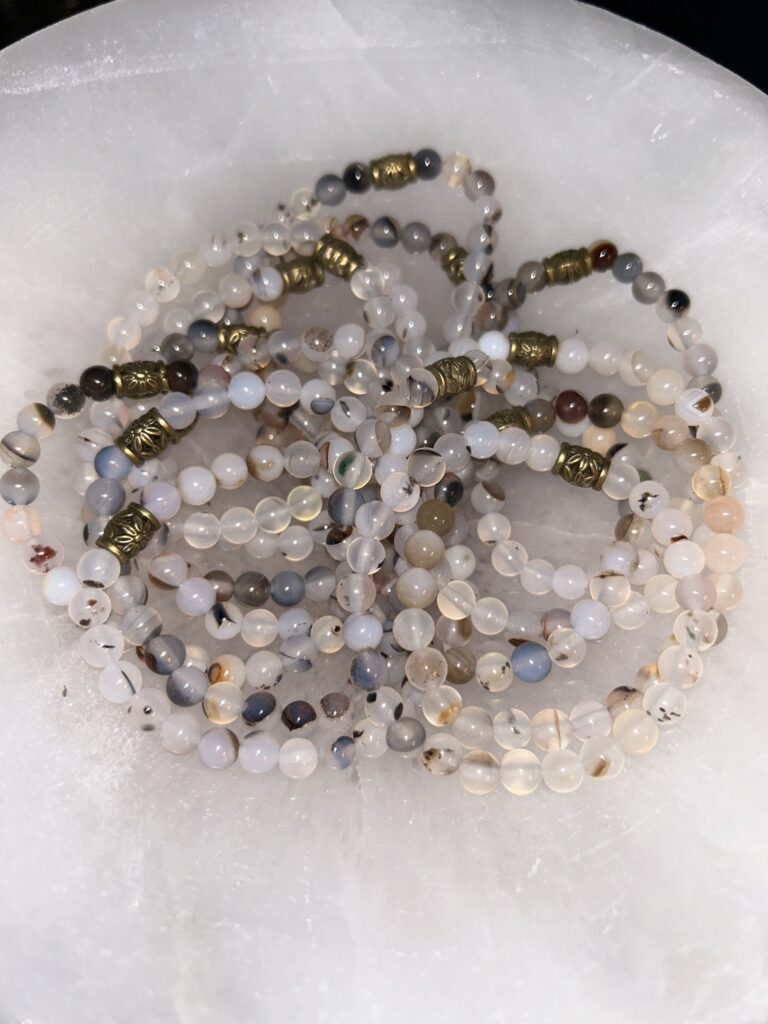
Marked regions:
[278,256,325,294]
[543,248,593,286]
[369,153,418,190]
[507,331,559,369]
[313,233,364,280]
[114,408,181,466]
[442,246,468,285]
[552,442,611,490]
[217,324,267,355]
[112,361,170,400]
[96,502,161,565]
[430,356,478,398]
[487,407,535,435]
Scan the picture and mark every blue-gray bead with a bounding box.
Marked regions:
[242,690,277,725]
[328,487,364,526]
[370,216,399,248]
[271,571,305,607]
[94,445,132,481]
[281,699,317,731]
[611,253,643,283]
[304,564,336,602]
[85,477,125,516]
[187,319,220,353]
[0,467,39,506]
[511,642,551,683]
[330,735,356,769]
[401,221,432,254]
[143,633,186,675]
[350,651,388,691]
[414,148,442,181]
[370,333,400,368]
[315,173,346,207]
[386,716,426,752]
[166,665,208,706]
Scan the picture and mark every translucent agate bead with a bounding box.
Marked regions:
[99,661,143,704]
[580,737,625,780]
[459,749,500,795]
[476,651,513,692]
[613,709,659,754]
[658,644,703,688]
[703,534,744,572]
[703,496,744,533]
[643,683,687,726]
[541,750,584,793]
[547,627,586,668]
[453,706,493,748]
[531,708,572,752]
[673,609,718,651]
[501,749,542,795]
[422,735,463,777]
[405,647,448,690]
[422,686,463,726]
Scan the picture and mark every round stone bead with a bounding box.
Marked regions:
[76,548,121,588]
[0,430,41,468]
[393,608,435,650]
[531,708,573,752]
[42,566,80,606]
[511,642,551,682]
[79,365,115,402]
[570,700,612,740]
[663,539,705,579]
[589,240,617,271]
[421,735,462,777]
[611,252,642,282]
[541,750,585,793]
[703,533,744,573]
[143,633,185,675]
[459,750,500,795]
[315,173,346,206]
[166,665,208,706]
[281,699,317,732]
[99,660,143,704]
[177,466,216,506]
[198,728,238,770]
[474,652,512,693]
[471,597,508,635]
[161,713,201,755]
[405,647,448,690]
[554,336,589,374]
[349,650,388,691]
[643,684,687,726]
[613,709,659,754]
[47,382,85,419]
[238,732,281,773]
[142,481,181,520]
[128,689,171,732]
[414,147,442,179]
[703,495,744,533]
[2,506,41,544]
[453,706,493,748]
[580,737,625,780]
[631,271,665,304]
[166,360,198,394]
[658,645,703,688]
[552,564,587,600]
[570,599,611,640]
[17,402,55,439]
[270,571,305,607]
[177,577,216,615]
[386,717,426,753]
[328,736,357,770]
[78,624,124,667]
[242,691,278,726]
[279,738,319,779]
[1,467,40,506]
[493,708,532,749]
[501,749,542,795]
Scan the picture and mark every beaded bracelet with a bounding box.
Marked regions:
[0,148,745,790]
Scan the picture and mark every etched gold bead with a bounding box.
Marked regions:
[114,408,181,466]
[369,153,418,190]
[487,407,535,434]
[442,246,467,285]
[507,332,559,368]
[313,233,364,280]
[552,442,611,490]
[112,361,170,399]
[278,256,325,293]
[543,248,593,285]
[430,356,478,398]
[96,502,161,565]
[217,324,266,355]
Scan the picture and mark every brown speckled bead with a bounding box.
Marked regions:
[473,301,505,333]
[555,389,588,424]
[525,398,556,435]
[589,240,618,271]
[588,393,624,428]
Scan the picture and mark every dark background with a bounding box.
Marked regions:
[0,0,766,95]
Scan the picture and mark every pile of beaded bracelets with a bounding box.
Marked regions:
[0,146,746,793]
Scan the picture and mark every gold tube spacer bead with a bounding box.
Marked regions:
[486,407,534,434]
[442,246,467,285]
[115,408,182,466]
[278,256,325,293]
[112,361,170,399]
[507,332,559,368]
[369,153,418,190]
[552,442,611,490]
[217,324,267,355]
[313,233,364,280]
[96,502,161,565]
[430,356,478,398]
[543,247,593,286]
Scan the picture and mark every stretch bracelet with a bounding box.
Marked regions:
[0,147,746,793]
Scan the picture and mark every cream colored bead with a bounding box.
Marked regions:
[500,749,542,795]
[531,708,573,752]
[645,368,684,405]
[613,709,659,754]
[541,750,585,793]
[621,400,658,439]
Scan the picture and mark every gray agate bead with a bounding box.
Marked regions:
[611,252,643,283]
[386,716,427,753]
[1,467,40,506]
[0,430,41,468]
[143,633,186,675]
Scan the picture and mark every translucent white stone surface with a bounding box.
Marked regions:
[0,1,766,1022]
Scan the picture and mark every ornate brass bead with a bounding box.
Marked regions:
[114,408,181,466]
[442,246,467,285]
[543,247,593,286]
[217,324,266,355]
[313,233,364,280]
[507,331,559,368]
[96,502,161,565]
[112,361,170,399]
[279,256,325,293]
[430,356,478,398]
[369,153,417,190]
[487,407,534,434]
[552,442,611,490]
